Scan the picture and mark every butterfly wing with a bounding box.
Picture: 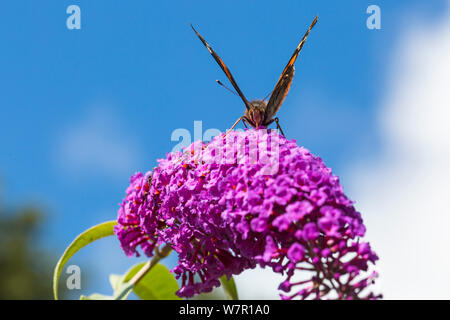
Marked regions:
[265,16,318,122]
[191,24,251,110]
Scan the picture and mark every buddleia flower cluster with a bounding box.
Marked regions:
[115,129,380,299]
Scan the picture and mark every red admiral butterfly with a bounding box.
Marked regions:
[191,16,318,136]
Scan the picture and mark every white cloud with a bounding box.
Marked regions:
[234,267,284,300]
[347,4,450,299]
[56,105,139,180]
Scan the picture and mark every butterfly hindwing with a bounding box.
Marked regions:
[264,66,295,124]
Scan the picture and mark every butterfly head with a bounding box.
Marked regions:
[246,100,268,128]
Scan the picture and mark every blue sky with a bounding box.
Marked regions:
[1,1,448,298]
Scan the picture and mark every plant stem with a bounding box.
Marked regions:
[129,245,172,286]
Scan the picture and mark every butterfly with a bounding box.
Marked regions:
[191,16,317,136]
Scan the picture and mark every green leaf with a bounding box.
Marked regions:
[220,275,239,300]
[122,262,181,300]
[53,220,117,300]
[109,274,123,292]
[80,293,113,300]
[109,273,135,300]
[79,274,133,301]
[112,281,134,300]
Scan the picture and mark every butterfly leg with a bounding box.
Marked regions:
[242,118,249,129]
[225,116,245,137]
[274,117,286,137]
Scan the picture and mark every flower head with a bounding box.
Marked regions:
[115,129,380,299]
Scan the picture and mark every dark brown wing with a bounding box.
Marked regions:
[265,16,318,121]
[191,24,251,110]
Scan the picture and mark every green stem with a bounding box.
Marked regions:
[113,245,172,300]
[129,245,172,286]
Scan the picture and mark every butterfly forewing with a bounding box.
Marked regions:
[190,24,251,110]
[265,16,318,121]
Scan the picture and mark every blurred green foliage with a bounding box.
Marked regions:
[0,192,66,299]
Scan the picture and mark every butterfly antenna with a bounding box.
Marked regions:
[263,90,273,101]
[216,80,239,97]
